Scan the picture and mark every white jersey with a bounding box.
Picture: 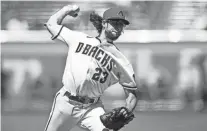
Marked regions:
[46,25,137,98]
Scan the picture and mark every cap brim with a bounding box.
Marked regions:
[121,19,130,25]
[107,18,130,25]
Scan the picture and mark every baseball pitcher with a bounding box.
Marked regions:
[44,4,138,131]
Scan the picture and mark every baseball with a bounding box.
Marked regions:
[72,5,79,11]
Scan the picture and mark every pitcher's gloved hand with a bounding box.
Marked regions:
[100,107,135,131]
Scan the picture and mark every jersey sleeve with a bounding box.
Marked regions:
[45,23,86,47]
[118,63,137,90]
[101,45,137,90]
[109,47,137,90]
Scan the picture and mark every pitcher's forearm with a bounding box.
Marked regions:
[46,5,73,25]
[125,90,138,112]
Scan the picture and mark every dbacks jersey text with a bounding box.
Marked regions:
[46,25,137,98]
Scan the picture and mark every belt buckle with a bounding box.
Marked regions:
[80,97,99,108]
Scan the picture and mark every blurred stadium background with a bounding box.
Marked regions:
[1,0,207,131]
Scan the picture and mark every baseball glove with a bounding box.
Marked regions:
[100,107,135,131]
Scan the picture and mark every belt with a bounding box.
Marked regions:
[64,91,99,104]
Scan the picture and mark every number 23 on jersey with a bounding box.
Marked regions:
[92,67,109,83]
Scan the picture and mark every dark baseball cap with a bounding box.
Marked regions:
[103,7,130,25]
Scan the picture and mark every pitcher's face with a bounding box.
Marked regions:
[103,20,126,41]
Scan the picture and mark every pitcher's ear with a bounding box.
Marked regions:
[102,20,107,28]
